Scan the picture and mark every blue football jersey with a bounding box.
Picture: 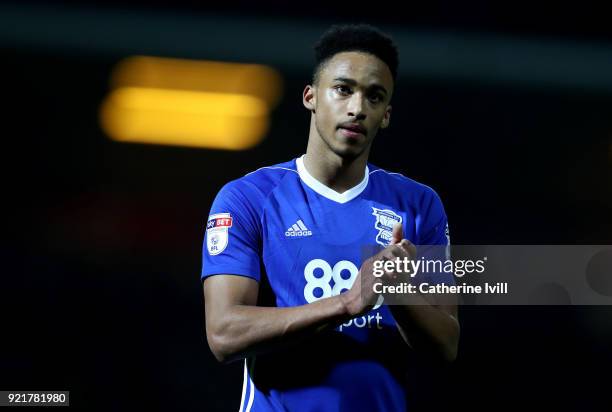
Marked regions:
[202,155,451,412]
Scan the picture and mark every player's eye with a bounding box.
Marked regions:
[369,94,384,103]
[334,85,352,95]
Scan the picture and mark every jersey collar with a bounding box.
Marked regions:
[296,155,369,204]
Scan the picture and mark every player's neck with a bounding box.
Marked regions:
[303,141,369,194]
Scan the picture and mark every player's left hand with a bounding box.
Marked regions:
[388,222,417,278]
[341,223,416,316]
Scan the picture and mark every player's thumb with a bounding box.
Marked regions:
[391,223,403,244]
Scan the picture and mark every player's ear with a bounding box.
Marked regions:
[303,85,316,113]
[380,105,392,129]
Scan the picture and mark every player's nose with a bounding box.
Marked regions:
[347,93,366,119]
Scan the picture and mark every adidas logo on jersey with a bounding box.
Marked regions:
[285,219,312,237]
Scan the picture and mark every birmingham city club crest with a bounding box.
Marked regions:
[372,207,403,246]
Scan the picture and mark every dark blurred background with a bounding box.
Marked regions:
[1,1,611,411]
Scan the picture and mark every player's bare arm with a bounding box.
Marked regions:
[204,275,351,363]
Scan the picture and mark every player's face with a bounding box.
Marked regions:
[304,51,393,159]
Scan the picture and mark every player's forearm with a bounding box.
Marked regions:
[389,296,460,362]
[208,295,350,363]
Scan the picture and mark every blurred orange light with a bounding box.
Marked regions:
[99,56,282,150]
[100,87,269,150]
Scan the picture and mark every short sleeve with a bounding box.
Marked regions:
[418,188,450,247]
[417,188,454,286]
[201,182,262,282]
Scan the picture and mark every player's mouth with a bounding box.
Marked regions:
[337,123,367,139]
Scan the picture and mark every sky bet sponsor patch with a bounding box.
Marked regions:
[206,213,232,256]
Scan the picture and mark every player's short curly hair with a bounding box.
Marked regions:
[312,24,399,85]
